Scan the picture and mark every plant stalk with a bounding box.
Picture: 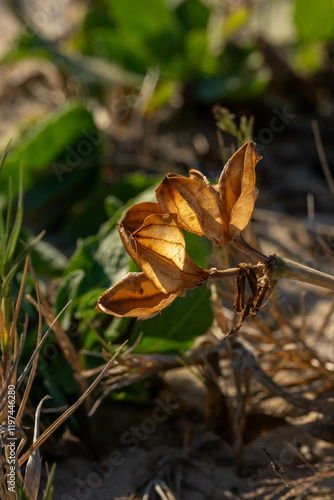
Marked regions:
[273,255,334,292]
[208,264,264,282]
[208,255,334,294]
[232,234,267,263]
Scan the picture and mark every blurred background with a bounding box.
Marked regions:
[1,0,334,498]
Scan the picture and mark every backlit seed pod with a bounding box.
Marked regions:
[96,141,262,319]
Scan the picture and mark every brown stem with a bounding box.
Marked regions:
[274,255,334,292]
[208,264,264,282]
[231,234,267,263]
[209,254,334,294]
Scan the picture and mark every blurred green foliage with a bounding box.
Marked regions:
[294,0,334,42]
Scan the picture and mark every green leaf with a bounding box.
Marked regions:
[42,463,57,500]
[0,102,96,197]
[55,226,130,327]
[108,0,177,38]
[184,231,211,269]
[294,0,334,42]
[104,195,124,219]
[112,173,162,204]
[65,226,129,286]
[184,28,218,76]
[30,239,69,277]
[4,164,24,270]
[2,230,45,298]
[89,28,152,75]
[131,286,213,354]
[176,0,211,30]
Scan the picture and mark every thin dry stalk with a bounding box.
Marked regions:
[312,120,334,200]
[26,268,89,397]
[16,286,43,426]
[18,341,127,467]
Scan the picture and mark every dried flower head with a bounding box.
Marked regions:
[96,141,261,319]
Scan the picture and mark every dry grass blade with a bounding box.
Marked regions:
[16,285,43,426]
[15,301,72,391]
[0,316,28,414]
[24,395,51,500]
[312,120,334,200]
[154,480,177,500]
[315,299,334,341]
[0,438,8,500]
[261,446,294,489]
[7,257,29,361]
[27,262,89,395]
[231,338,334,414]
[18,341,127,467]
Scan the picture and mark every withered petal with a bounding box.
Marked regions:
[119,202,165,235]
[219,141,261,238]
[156,173,229,246]
[230,188,259,239]
[156,174,203,235]
[95,272,178,319]
[132,213,210,293]
[118,202,165,267]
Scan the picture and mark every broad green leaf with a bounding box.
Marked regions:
[56,269,85,320]
[42,363,76,403]
[89,28,152,75]
[184,231,211,269]
[294,0,334,42]
[108,0,177,38]
[56,226,130,323]
[0,102,96,196]
[30,239,68,277]
[112,173,162,204]
[104,195,124,220]
[176,0,211,30]
[184,28,218,76]
[131,286,213,354]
